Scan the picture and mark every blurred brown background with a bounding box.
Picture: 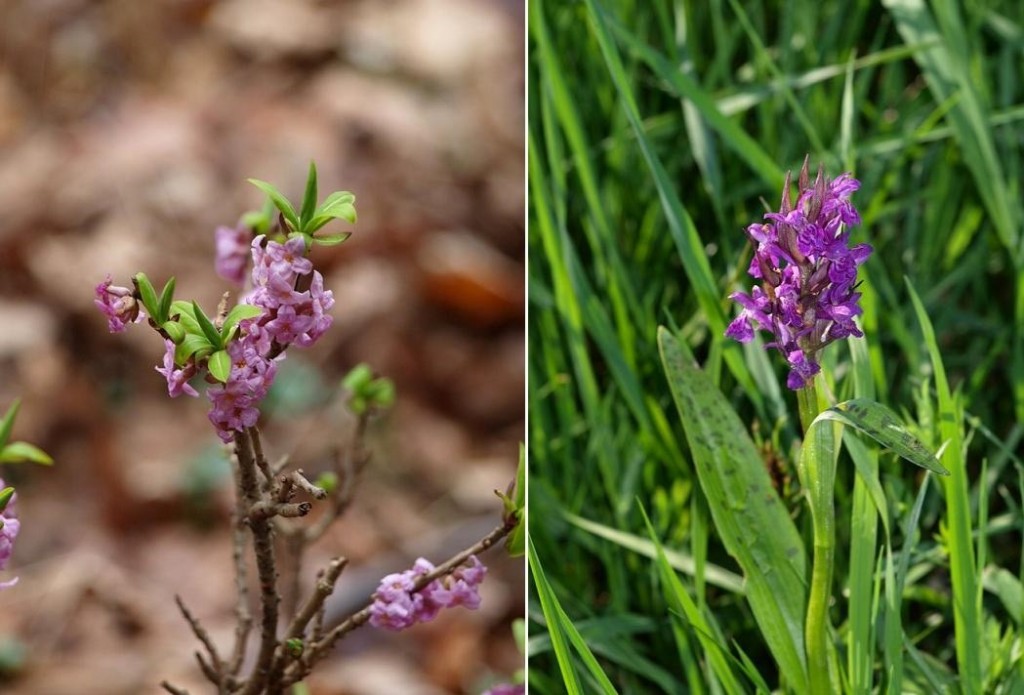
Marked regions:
[0,0,524,693]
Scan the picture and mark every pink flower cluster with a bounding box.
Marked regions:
[246,235,334,350]
[369,556,487,631]
[94,276,143,333]
[96,232,336,442]
[0,480,19,590]
[207,336,279,441]
[206,235,333,441]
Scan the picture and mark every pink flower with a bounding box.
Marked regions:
[0,480,19,589]
[368,556,486,632]
[155,340,198,398]
[215,226,251,285]
[264,304,315,345]
[94,275,143,333]
[483,685,524,695]
[204,229,335,440]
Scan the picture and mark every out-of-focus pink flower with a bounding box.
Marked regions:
[215,226,251,286]
[0,480,19,589]
[483,684,525,695]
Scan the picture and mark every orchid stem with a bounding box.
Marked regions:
[797,377,835,695]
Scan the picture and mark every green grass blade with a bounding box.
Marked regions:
[884,0,1019,254]
[583,0,763,406]
[905,278,982,693]
[638,503,748,695]
[562,511,745,594]
[529,536,596,694]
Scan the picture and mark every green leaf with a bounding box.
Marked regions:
[248,178,299,230]
[816,399,948,475]
[0,488,13,513]
[192,301,223,350]
[365,379,395,408]
[207,350,231,383]
[315,472,338,495]
[162,321,186,344]
[134,272,159,319]
[0,400,20,451]
[308,191,357,231]
[310,232,353,246]
[342,364,373,393]
[157,277,177,325]
[514,442,526,510]
[221,304,263,340]
[0,442,53,465]
[176,333,213,364]
[504,445,525,557]
[169,299,200,329]
[316,191,356,216]
[658,326,808,690]
[299,162,318,230]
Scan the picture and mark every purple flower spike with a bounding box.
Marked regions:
[725,157,871,389]
[95,275,144,333]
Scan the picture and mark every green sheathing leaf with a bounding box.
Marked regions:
[658,327,807,690]
[846,335,884,694]
[818,399,947,475]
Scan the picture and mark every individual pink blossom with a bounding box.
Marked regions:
[369,556,487,631]
[94,275,144,333]
[214,226,251,285]
[155,340,198,398]
[0,480,19,589]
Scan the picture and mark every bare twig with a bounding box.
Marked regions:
[250,500,312,521]
[173,594,225,688]
[288,469,328,500]
[161,683,191,695]
[195,651,220,684]
[235,429,282,695]
[247,426,275,489]
[267,557,347,684]
[228,450,252,679]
